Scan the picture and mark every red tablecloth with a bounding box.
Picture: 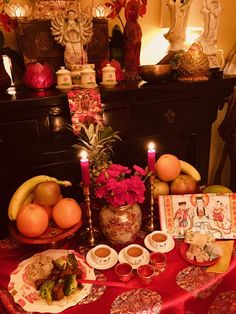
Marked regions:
[0,234,235,314]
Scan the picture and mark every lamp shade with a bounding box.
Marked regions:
[4,1,32,20]
[23,62,55,90]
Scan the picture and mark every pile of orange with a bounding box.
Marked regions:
[16,182,82,238]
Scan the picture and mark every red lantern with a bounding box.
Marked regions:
[23,62,55,90]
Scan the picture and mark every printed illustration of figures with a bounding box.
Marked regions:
[160,193,236,239]
[211,199,232,234]
[174,201,190,236]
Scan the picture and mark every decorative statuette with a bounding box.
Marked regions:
[176,42,210,82]
[51,3,93,70]
[164,0,193,52]
[197,0,223,69]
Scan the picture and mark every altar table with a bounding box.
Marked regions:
[0,233,235,314]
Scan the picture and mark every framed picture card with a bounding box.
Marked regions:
[158,193,236,239]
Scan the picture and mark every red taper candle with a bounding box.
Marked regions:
[147,142,156,173]
[80,150,90,187]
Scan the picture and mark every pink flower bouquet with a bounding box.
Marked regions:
[95,164,147,207]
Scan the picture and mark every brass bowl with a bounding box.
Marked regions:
[139,64,173,83]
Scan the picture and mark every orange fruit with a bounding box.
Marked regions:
[16,203,49,238]
[52,198,82,229]
[155,154,181,182]
[33,181,61,207]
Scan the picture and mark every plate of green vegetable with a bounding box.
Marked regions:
[8,249,95,313]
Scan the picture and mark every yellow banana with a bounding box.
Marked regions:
[21,191,34,207]
[179,160,201,182]
[8,175,72,221]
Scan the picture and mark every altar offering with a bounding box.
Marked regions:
[158,193,236,239]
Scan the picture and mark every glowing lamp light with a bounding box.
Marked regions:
[147,142,156,173]
[92,4,110,18]
[23,62,55,90]
[80,150,90,187]
[4,2,32,20]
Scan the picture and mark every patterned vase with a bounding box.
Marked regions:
[99,203,142,245]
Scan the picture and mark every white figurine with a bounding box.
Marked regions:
[51,4,93,70]
[197,0,223,68]
[164,0,193,52]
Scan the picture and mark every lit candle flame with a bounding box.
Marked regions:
[148,142,155,151]
[80,150,88,161]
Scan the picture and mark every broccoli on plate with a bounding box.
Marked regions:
[39,279,55,304]
[64,274,78,296]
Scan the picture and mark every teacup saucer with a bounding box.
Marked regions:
[144,234,175,253]
[118,246,150,269]
[86,246,118,270]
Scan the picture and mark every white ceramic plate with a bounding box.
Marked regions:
[144,234,175,253]
[86,246,118,270]
[118,246,150,269]
[8,249,95,313]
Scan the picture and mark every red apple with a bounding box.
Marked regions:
[170,174,199,195]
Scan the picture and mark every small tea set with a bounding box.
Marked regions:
[56,63,117,92]
[86,230,175,285]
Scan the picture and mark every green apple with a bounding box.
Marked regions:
[201,185,233,194]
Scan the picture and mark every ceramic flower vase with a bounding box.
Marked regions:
[99,203,142,245]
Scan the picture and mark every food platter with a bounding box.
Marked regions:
[180,242,220,267]
[8,249,95,313]
[9,220,82,244]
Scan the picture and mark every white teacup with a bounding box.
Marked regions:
[149,231,168,250]
[125,244,144,265]
[92,244,112,265]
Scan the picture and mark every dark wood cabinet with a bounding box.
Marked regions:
[101,78,236,184]
[0,78,235,238]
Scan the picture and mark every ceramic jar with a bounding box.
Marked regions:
[80,64,96,88]
[56,66,72,89]
[102,63,116,86]
[71,65,83,85]
[99,203,142,245]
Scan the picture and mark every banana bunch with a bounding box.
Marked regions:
[179,160,201,182]
[8,175,72,221]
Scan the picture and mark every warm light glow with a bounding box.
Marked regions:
[148,142,155,152]
[80,150,88,161]
[92,4,110,18]
[185,26,203,48]
[140,27,203,65]
[3,55,13,85]
[140,28,169,65]
[4,3,32,20]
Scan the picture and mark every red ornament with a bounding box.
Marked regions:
[23,62,55,90]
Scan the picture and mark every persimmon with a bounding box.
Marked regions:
[16,203,49,238]
[155,154,181,182]
[52,198,82,229]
